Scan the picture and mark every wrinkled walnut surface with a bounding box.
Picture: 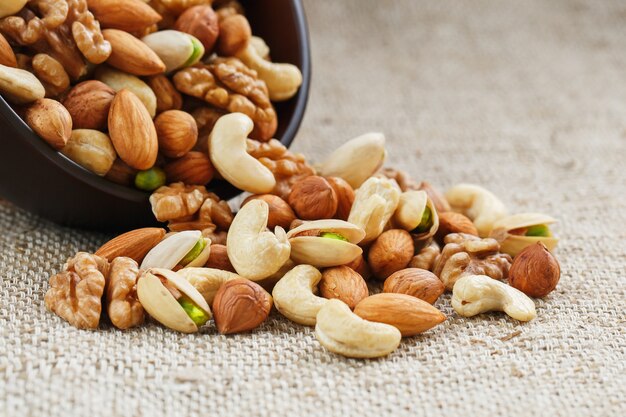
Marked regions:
[433,233,512,290]
[106,257,144,330]
[247,139,315,199]
[44,252,109,329]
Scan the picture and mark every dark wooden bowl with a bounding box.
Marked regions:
[0,0,310,231]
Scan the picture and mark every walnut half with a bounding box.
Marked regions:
[432,233,512,291]
[44,252,109,329]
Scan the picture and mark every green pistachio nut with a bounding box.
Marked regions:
[178,296,210,327]
[179,238,207,266]
[525,224,551,237]
[320,232,348,241]
[183,36,205,68]
[135,167,166,191]
[413,206,432,234]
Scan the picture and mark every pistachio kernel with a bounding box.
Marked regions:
[320,232,348,241]
[183,36,205,68]
[179,238,207,266]
[525,224,551,237]
[135,167,166,191]
[413,206,433,234]
[178,296,210,326]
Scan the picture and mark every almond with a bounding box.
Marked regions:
[436,211,478,242]
[95,227,166,263]
[212,278,272,334]
[383,268,444,304]
[164,151,214,185]
[241,194,295,230]
[0,33,17,67]
[108,89,158,170]
[354,293,446,337]
[204,244,235,272]
[88,0,162,33]
[62,80,115,130]
[368,229,415,280]
[319,266,368,309]
[103,29,165,76]
[25,99,72,150]
[154,110,198,158]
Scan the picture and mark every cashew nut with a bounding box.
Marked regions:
[445,184,508,237]
[315,299,402,358]
[316,133,387,189]
[178,267,240,305]
[272,264,327,326]
[451,275,537,321]
[227,199,291,280]
[348,176,400,243]
[0,64,45,104]
[209,113,276,194]
[235,43,303,102]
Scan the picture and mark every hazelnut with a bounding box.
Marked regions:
[319,266,369,309]
[368,229,415,280]
[343,254,372,280]
[383,268,444,304]
[436,212,478,242]
[62,80,115,130]
[288,176,338,220]
[242,194,295,230]
[326,176,355,220]
[216,14,251,56]
[508,242,560,298]
[175,6,219,52]
[212,278,272,334]
[164,151,214,185]
[154,110,198,158]
[204,244,235,272]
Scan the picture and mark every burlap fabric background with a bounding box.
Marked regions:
[1,1,625,416]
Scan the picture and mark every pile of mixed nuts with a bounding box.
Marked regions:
[0,0,303,190]
[43,130,561,359]
[1,1,562,359]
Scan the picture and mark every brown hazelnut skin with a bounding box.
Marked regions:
[287,176,338,220]
[154,110,198,158]
[326,176,355,221]
[212,278,272,334]
[216,14,251,56]
[383,268,444,304]
[175,6,219,52]
[343,254,372,280]
[368,229,415,280]
[508,242,560,298]
[204,244,235,272]
[319,266,369,309]
[242,194,296,230]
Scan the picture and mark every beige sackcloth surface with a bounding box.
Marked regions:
[1,1,625,416]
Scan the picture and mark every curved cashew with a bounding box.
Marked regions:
[348,176,400,243]
[315,299,401,358]
[317,132,387,189]
[178,267,240,305]
[227,199,291,280]
[209,113,276,194]
[445,184,507,237]
[272,264,327,326]
[451,275,536,321]
[235,43,303,102]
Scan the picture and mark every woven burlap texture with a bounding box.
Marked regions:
[1,0,625,416]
